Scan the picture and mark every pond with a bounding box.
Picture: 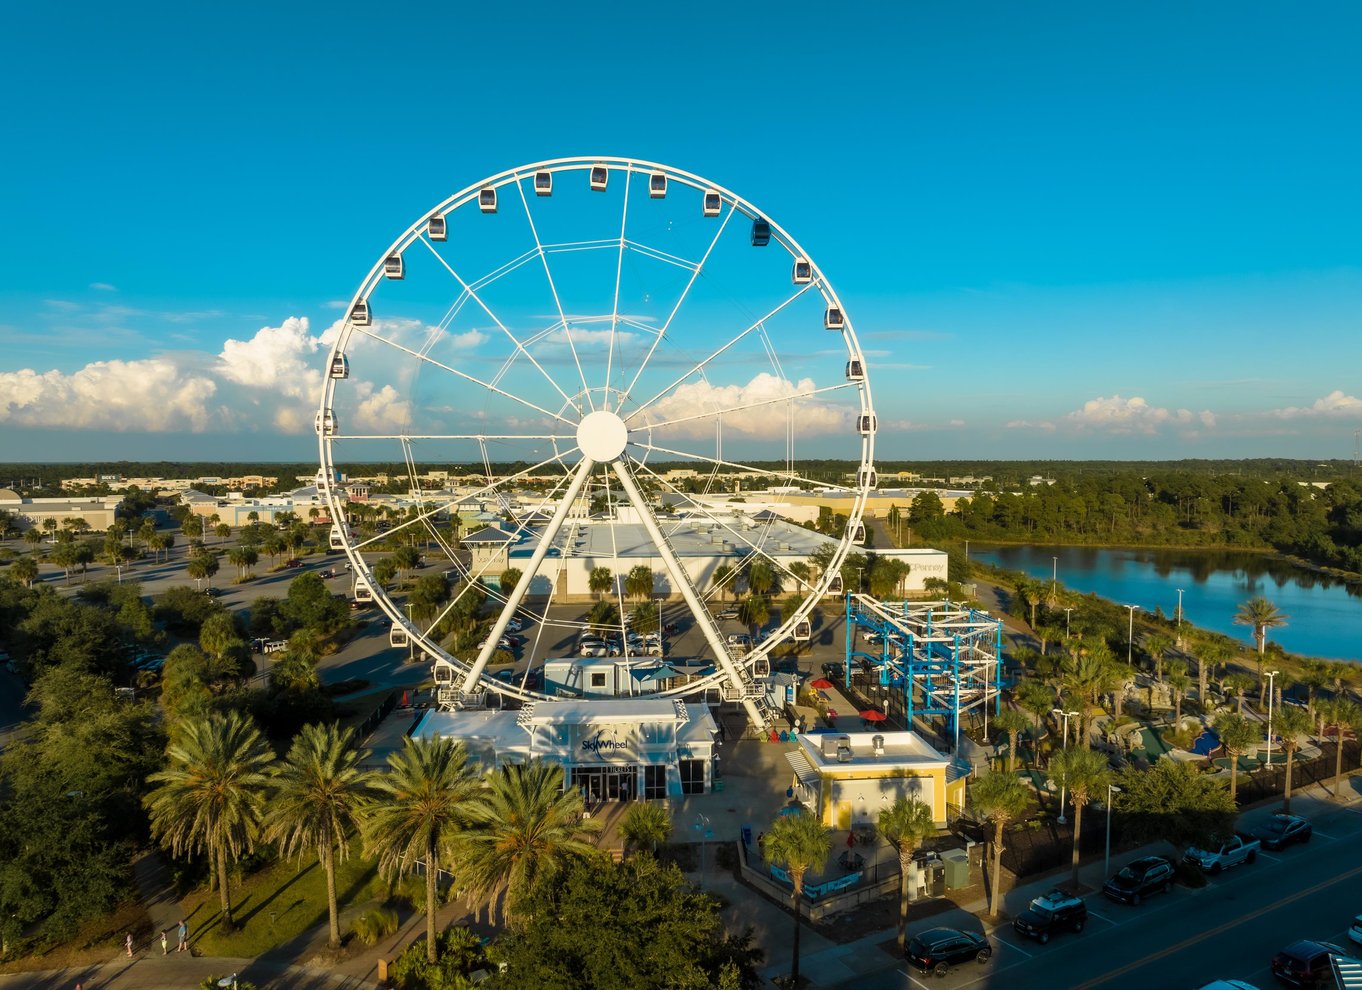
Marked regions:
[968,544,1361,662]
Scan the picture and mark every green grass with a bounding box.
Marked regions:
[183,843,387,957]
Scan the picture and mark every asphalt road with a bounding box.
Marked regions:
[830,803,1362,990]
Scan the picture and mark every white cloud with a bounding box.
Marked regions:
[89,282,117,292]
[1063,395,1216,434]
[636,373,849,440]
[1007,419,1057,431]
[0,360,219,431]
[1269,390,1362,420]
[216,317,324,401]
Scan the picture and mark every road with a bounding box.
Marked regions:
[829,803,1362,990]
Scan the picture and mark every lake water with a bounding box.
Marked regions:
[969,545,1362,662]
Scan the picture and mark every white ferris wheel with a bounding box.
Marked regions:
[316,157,876,727]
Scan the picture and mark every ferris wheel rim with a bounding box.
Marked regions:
[315,157,877,706]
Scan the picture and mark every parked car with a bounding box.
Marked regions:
[202,587,223,597]
[716,607,740,620]
[319,568,338,578]
[283,558,304,568]
[1103,856,1174,905]
[1012,889,1087,943]
[821,662,845,680]
[726,633,752,649]
[479,635,516,652]
[578,640,607,658]
[904,928,991,976]
[1252,813,1312,850]
[1183,833,1259,873]
[1270,939,1350,988]
[1349,914,1362,947]
[491,669,517,684]
[505,617,525,633]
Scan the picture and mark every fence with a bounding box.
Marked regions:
[1232,737,1361,807]
[737,839,902,921]
[359,690,400,741]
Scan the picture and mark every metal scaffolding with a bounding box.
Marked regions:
[844,594,1004,750]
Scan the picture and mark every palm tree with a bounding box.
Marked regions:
[144,712,275,929]
[1320,698,1362,798]
[1143,632,1173,682]
[1225,672,1255,715]
[1297,659,1333,732]
[968,770,1030,919]
[589,566,613,602]
[1273,704,1313,814]
[265,723,378,947]
[1047,747,1110,888]
[1233,598,1288,693]
[625,564,654,601]
[9,555,38,587]
[764,810,830,986]
[364,737,479,963]
[619,802,672,857]
[1214,712,1259,805]
[1195,640,1231,710]
[1166,658,1191,726]
[877,795,935,949]
[993,708,1031,773]
[457,760,602,923]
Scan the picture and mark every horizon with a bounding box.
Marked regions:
[3,3,1361,462]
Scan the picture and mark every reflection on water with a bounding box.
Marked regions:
[971,545,1362,662]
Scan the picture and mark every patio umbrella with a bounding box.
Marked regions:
[810,678,834,689]
[859,709,887,722]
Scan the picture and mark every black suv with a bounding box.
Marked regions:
[820,662,845,681]
[1271,939,1349,987]
[1103,856,1174,905]
[904,928,991,976]
[1012,888,1087,943]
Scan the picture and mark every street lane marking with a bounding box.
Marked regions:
[1256,851,1282,862]
[902,969,931,989]
[1312,829,1337,839]
[1086,908,1115,925]
[1068,861,1362,990]
[992,936,1032,958]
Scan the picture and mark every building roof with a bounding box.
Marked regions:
[795,730,950,774]
[464,526,517,545]
[522,698,689,724]
[506,511,840,561]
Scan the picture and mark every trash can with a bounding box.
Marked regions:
[942,849,970,890]
[929,862,946,897]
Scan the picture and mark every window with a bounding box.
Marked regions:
[679,759,705,795]
[644,764,667,800]
[590,672,607,688]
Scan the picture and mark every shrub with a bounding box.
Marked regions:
[389,927,489,990]
[351,907,398,946]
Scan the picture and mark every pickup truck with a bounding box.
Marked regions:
[1183,833,1260,873]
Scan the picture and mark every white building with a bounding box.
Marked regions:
[411,698,721,798]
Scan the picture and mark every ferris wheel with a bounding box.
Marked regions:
[316,157,876,726]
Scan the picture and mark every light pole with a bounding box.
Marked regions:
[1265,669,1280,770]
[1051,556,1058,600]
[1104,783,1122,879]
[1175,589,1185,635]
[694,813,713,888]
[1052,708,1079,824]
[1063,607,1074,639]
[405,602,415,664]
[856,566,864,594]
[1123,604,1140,667]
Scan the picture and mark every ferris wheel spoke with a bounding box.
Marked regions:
[610,459,765,726]
[353,326,574,427]
[461,456,597,692]
[616,202,737,409]
[604,164,633,410]
[514,177,595,412]
[629,439,863,496]
[635,381,857,433]
[416,238,584,416]
[621,282,820,426]
[336,432,577,442]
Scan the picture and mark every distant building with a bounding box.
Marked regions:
[0,490,124,532]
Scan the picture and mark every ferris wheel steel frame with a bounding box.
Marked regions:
[315,157,877,728]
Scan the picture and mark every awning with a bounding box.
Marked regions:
[785,751,821,788]
[635,664,685,681]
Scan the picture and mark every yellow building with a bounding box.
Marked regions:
[786,730,967,828]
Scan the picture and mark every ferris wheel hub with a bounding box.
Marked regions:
[576,409,628,462]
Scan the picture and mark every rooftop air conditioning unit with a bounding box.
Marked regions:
[872,734,885,756]
[820,733,853,758]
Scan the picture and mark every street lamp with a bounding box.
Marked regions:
[856,566,864,594]
[1051,708,1079,824]
[1051,556,1058,600]
[694,813,713,888]
[1123,604,1140,667]
[1175,589,1185,635]
[1104,783,1122,879]
[1063,607,1074,639]
[1265,669,1280,771]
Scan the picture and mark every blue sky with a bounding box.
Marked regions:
[2,1,1360,463]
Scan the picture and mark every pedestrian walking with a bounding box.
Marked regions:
[160,929,169,955]
[177,918,188,952]
[125,931,133,956]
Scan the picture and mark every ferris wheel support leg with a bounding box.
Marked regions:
[610,460,767,729]
[460,456,596,694]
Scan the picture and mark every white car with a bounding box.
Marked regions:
[505,617,525,633]
[726,633,751,649]
[478,635,515,652]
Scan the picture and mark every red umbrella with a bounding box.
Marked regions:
[859,709,887,722]
[810,678,834,690]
